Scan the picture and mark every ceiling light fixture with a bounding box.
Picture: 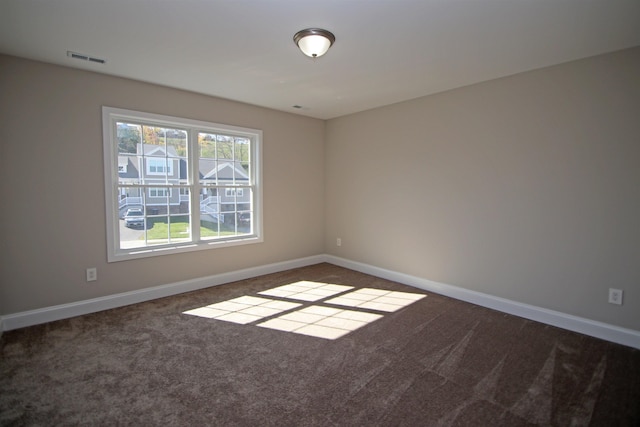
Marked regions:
[293,28,335,58]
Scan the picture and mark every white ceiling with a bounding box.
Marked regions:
[1,0,639,120]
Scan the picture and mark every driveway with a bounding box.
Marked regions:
[119,219,144,242]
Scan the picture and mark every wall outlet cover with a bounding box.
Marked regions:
[608,288,623,305]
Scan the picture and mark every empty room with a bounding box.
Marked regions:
[1,1,639,425]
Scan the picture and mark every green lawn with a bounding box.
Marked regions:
[144,217,245,239]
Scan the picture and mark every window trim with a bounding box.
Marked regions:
[102,106,263,262]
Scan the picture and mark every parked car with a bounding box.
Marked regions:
[124,208,145,228]
[238,212,251,224]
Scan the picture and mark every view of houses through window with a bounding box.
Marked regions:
[103,107,261,261]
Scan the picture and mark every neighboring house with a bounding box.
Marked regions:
[118,143,250,223]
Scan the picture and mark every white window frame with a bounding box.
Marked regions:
[102,106,263,262]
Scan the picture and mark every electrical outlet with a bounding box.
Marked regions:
[336,237,342,247]
[86,268,97,282]
[608,288,623,305]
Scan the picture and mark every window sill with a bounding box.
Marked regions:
[107,235,263,263]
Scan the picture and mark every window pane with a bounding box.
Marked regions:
[199,213,250,239]
[117,186,143,214]
[146,215,170,246]
[235,137,251,179]
[167,128,187,184]
[216,134,234,160]
[214,161,234,186]
[200,188,219,213]
[119,186,192,249]
[120,204,147,249]
[234,161,249,184]
[142,214,192,246]
[200,216,222,240]
[199,133,217,184]
[199,133,216,159]
[166,129,187,157]
[143,126,163,146]
[117,122,142,185]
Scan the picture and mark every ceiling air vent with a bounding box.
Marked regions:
[67,51,106,64]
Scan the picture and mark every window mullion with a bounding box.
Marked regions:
[189,128,201,242]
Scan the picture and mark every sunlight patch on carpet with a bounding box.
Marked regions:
[182,281,426,339]
[325,288,426,312]
[183,296,301,324]
[258,281,354,301]
[258,306,383,339]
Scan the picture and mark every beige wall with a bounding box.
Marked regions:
[0,55,325,314]
[326,47,640,330]
[2,48,639,332]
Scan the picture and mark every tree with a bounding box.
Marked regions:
[117,123,141,153]
[143,126,162,146]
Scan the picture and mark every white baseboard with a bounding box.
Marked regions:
[2,253,638,350]
[0,255,325,332]
[325,255,640,350]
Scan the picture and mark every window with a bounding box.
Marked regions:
[149,187,170,198]
[147,158,173,175]
[103,107,262,262]
[225,188,244,197]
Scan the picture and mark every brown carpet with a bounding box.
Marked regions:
[1,263,639,426]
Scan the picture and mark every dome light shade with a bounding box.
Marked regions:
[293,28,335,58]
